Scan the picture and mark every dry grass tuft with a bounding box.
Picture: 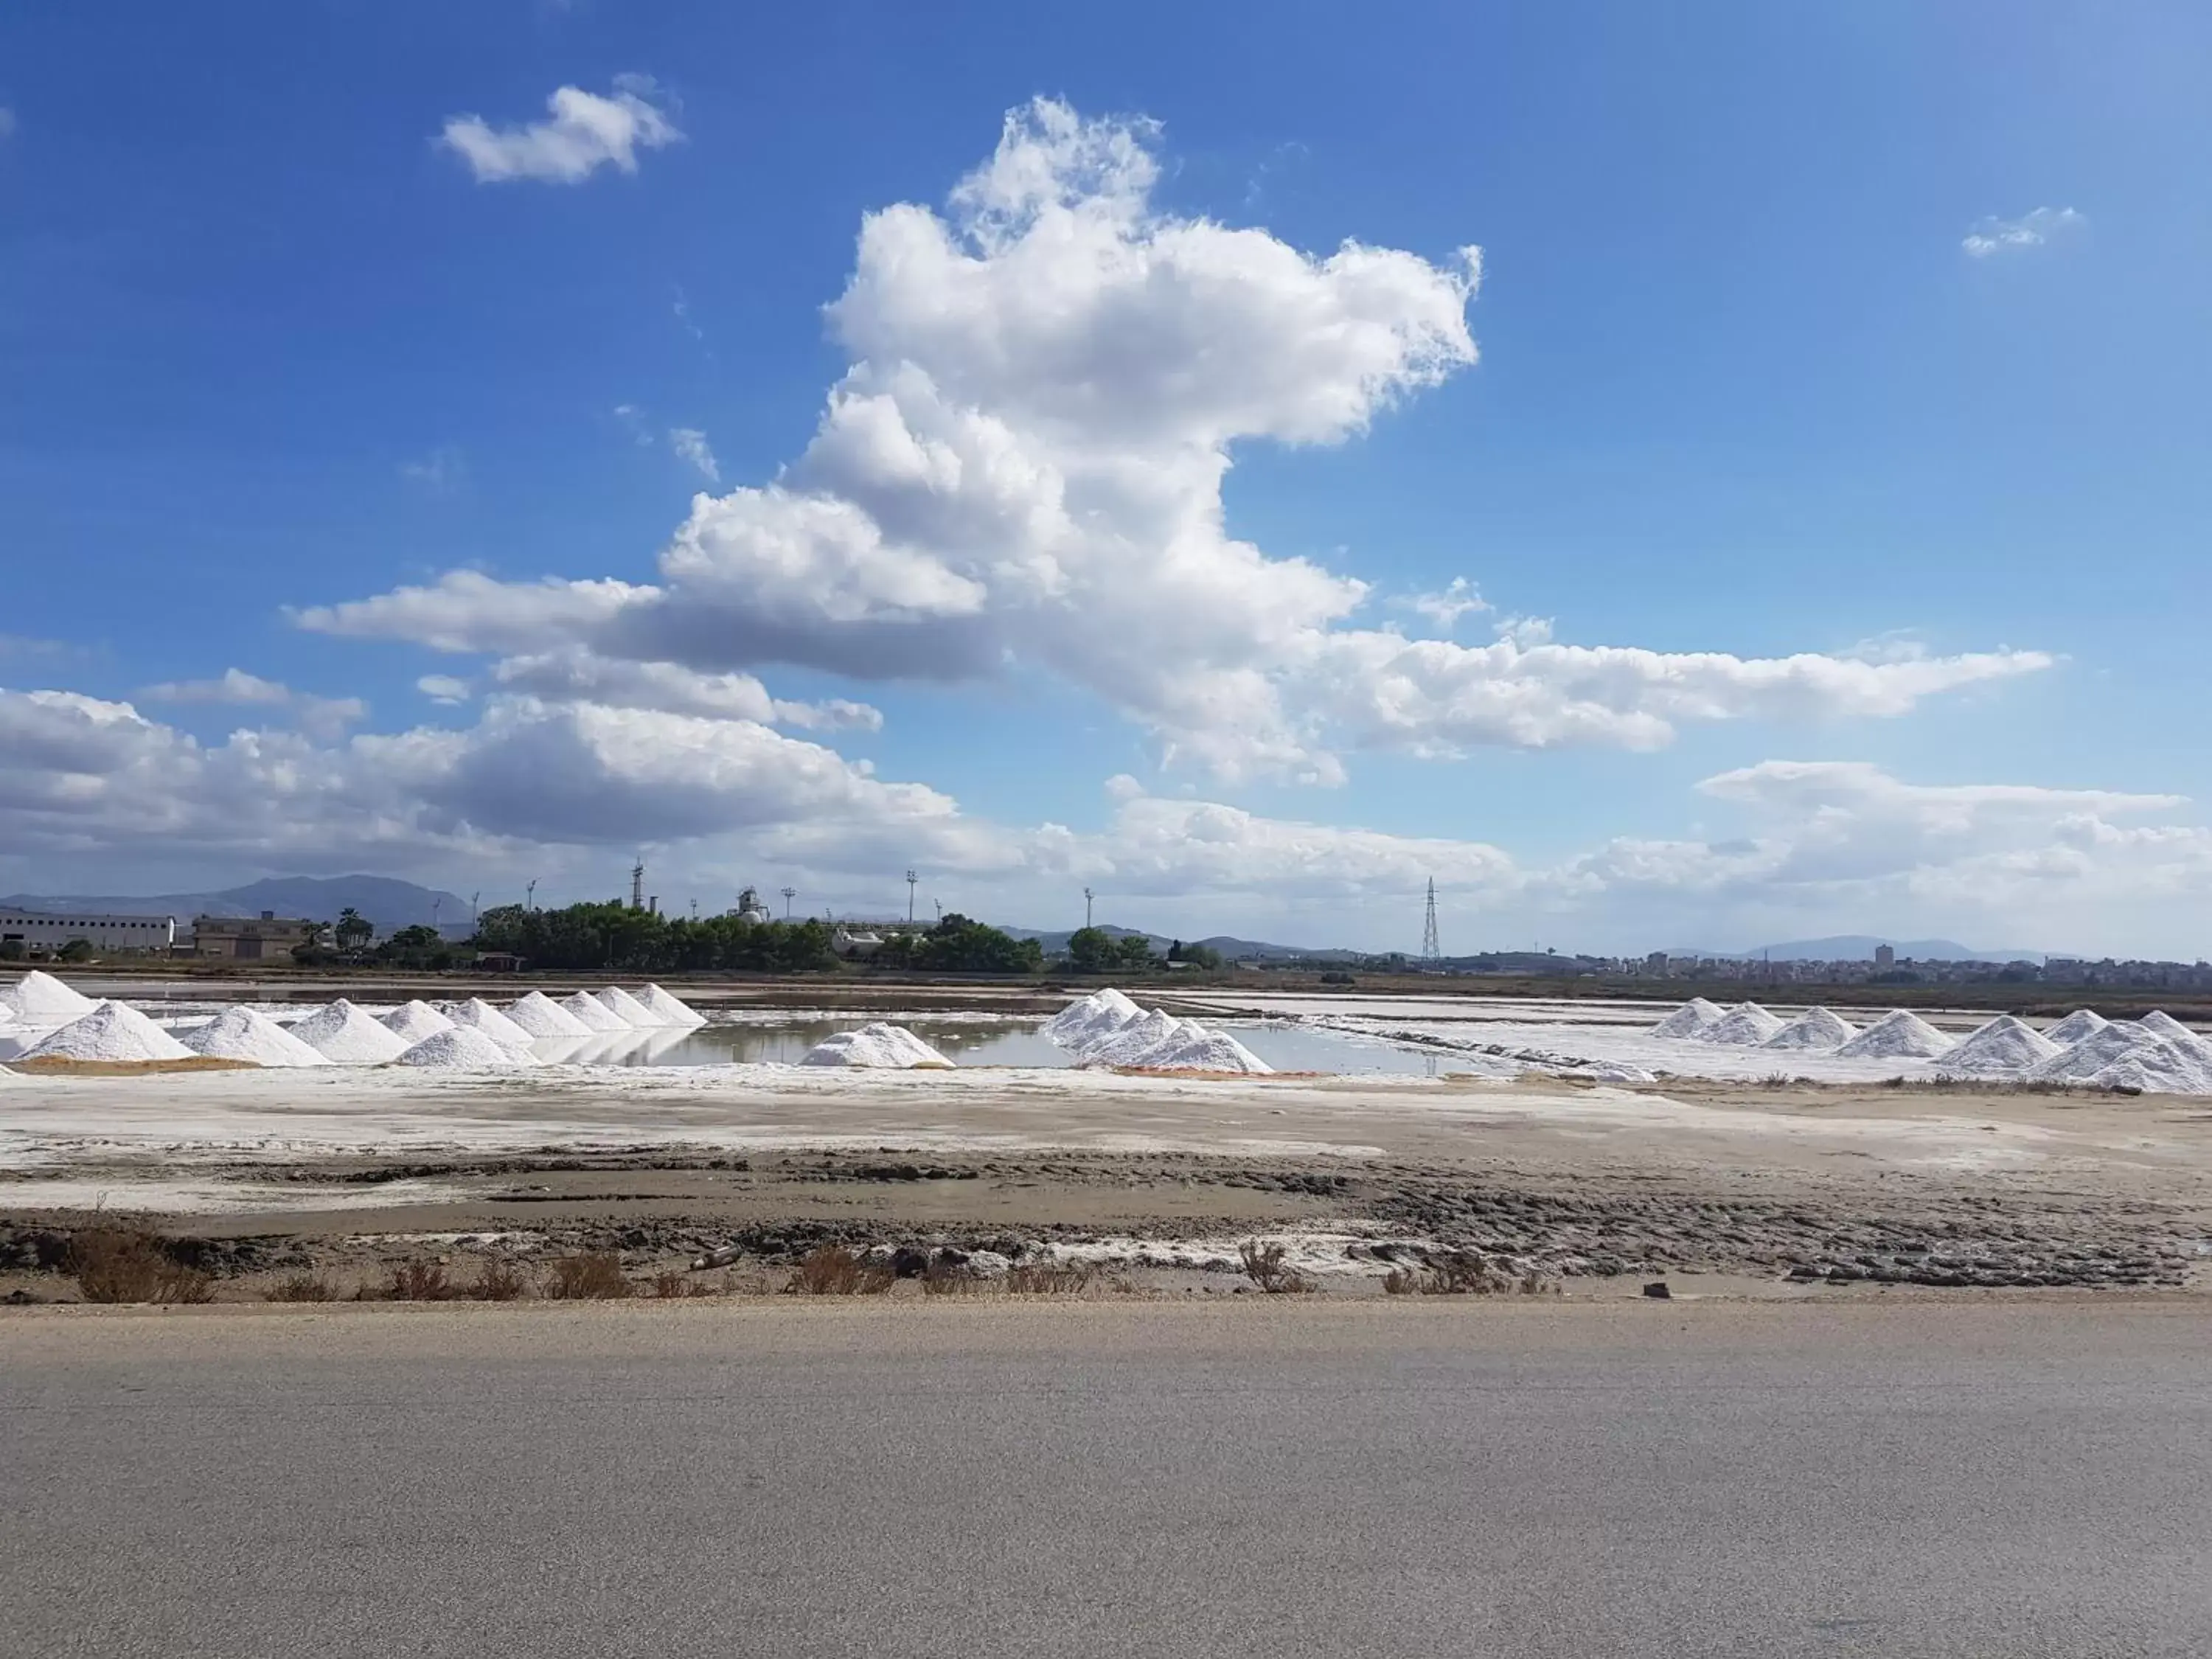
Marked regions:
[1003,1260,1111,1295]
[650,1269,713,1298]
[387,1259,453,1301]
[470,1257,529,1301]
[1238,1239,1315,1295]
[69,1229,214,1305]
[919,1259,987,1295]
[545,1253,630,1299]
[783,1245,894,1295]
[265,1272,336,1303]
[1381,1249,1555,1296]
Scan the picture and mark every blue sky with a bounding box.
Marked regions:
[2,1,2207,955]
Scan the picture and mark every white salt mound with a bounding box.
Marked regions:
[634,984,706,1028]
[2137,1010,2199,1044]
[2087,1042,2212,1096]
[2042,1009,2108,1046]
[381,1000,456,1043]
[1650,998,1726,1039]
[1,970,99,1022]
[1078,1007,1183,1065]
[2030,1023,2184,1085]
[1699,1003,1787,1046]
[1834,1009,1954,1060]
[180,1006,333,1068]
[392,1026,537,1069]
[1045,988,1144,1046]
[799,1023,953,1069]
[21,1001,195,1063]
[437,998,537,1050]
[1133,1026,1274,1074]
[557,990,631,1032]
[504,991,594,1038]
[291,999,411,1065]
[591,986,659,1029]
[1762,1008,1858,1051]
[1937,1015,2062,1075]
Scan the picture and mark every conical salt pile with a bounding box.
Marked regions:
[799,1023,953,1068]
[1651,998,1725,1039]
[392,1026,537,1068]
[591,986,659,1028]
[21,1001,195,1063]
[1762,1008,1857,1051]
[2031,1023,2167,1084]
[180,1006,333,1068]
[504,991,594,1037]
[1046,988,1144,1046]
[1834,1009,1954,1060]
[1078,1007,1182,1065]
[437,998,536,1050]
[558,991,631,1032]
[634,984,706,1028]
[1936,1015,2062,1075]
[2138,1010,2199,1044]
[2086,1041,2212,1096]
[291,999,411,1065]
[381,1000,456,1043]
[0,970,99,1023]
[1700,1003,1787,1046]
[2043,1009,2107,1046]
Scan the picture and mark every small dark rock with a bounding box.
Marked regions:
[1641,1281,1672,1300]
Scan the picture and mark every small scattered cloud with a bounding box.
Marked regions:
[439,75,681,185]
[0,108,17,141]
[669,427,720,483]
[0,633,79,661]
[1404,577,1489,631]
[1492,615,1553,648]
[612,403,654,447]
[400,445,465,495]
[140,668,366,740]
[672,287,705,341]
[417,675,473,706]
[1963,206,2084,260]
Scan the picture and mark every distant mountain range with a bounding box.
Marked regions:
[999,925,1357,961]
[1,876,470,933]
[1658,936,2051,965]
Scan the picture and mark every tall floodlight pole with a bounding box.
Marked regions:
[905,869,918,923]
[781,886,796,919]
[1084,887,1094,929]
[526,878,538,912]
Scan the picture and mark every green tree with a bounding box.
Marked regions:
[333,907,374,953]
[1065,926,1116,973]
[55,938,95,964]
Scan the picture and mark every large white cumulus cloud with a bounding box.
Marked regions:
[301,98,2046,782]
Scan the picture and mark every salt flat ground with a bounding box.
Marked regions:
[5,1299,2208,1659]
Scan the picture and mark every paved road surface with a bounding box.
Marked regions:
[5,1299,2208,1658]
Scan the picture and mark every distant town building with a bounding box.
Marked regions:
[1874,943,1896,969]
[0,908,176,955]
[191,911,321,961]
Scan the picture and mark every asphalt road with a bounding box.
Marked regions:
[4,1299,2208,1658]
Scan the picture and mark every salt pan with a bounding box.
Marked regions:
[1834,1009,1954,1060]
[0,970,98,1023]
[799,1023,953,1068]
[557,991,631,1032]
[1762,1008,1857,1051]
[634,984,707,1028]
[392,1026,537,1068]
[1650,998,1726,1039]
[180,1006,334,1068]
[291,999,411,1065]
[1935,1015,2062,1075]
[591,986,659,1028]
[504,991,594,1038]
[1698,1003,1787,1046]
[20,1001,195,1063]
[381,1001,456,1043]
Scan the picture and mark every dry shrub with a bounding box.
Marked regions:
[545,1252,630,1300]
[470,1257,529,1301]
[1238,1239,1315,1295]
[1382,1250,1554,1297]
[650,1269,712,1298]
[387,1259,452,1301]
[69,1229,214,1305]
[265,1272,335,1303]
[783,1245,893,1295]
[1004,1260,1108,1295]
[920,1259,987,1295]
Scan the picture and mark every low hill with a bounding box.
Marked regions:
[1,874,468,932]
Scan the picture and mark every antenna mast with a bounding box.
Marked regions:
[905,869,918,924]
[630,858,645,912]
[1420,878,1441,963]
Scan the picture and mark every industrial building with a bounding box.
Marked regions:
[189,911,321,961]
[0,908,176,955]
